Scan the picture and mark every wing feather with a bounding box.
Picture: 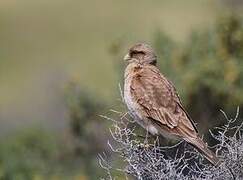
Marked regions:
[130,65,197,138]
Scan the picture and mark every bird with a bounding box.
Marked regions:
[123,43,219,166]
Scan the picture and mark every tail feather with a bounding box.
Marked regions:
[184,137,219,166]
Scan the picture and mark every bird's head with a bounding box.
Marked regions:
[124,43,157,65]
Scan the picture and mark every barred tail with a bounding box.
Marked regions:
[184,137,219,166]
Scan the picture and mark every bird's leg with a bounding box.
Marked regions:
[144,128,150,144]
[154,136,160,146]
[137,135,160,149]
[136,129,155,148]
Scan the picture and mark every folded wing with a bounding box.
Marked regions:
[130,65,197,139]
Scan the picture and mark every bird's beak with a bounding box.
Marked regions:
[123,53,131,61]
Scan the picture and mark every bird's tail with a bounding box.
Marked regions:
[184,136,219,166]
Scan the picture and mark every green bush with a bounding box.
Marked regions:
[153,14,243,135]
[0,81,111,180]
[0,128,59,180]
[64,80,111,179]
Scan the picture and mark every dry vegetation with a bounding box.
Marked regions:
[100,107,243,180]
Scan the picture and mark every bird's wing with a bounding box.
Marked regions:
[130,65,197,138]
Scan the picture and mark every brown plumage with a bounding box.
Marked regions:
[123,43,219,165]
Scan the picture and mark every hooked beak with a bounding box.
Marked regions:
[123,53,131,61]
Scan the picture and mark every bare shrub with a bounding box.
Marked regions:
[99,107,243,180]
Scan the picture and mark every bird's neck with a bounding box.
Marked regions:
[124,63,140,78]
[124,62,155,79]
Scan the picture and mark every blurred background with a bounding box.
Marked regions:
[0,0,243,179]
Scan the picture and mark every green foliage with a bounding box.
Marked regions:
[65,80,109,153]
[0,128,59,180]
[153,14,243,134]
[0,81,111,180]
[64,80,110,179]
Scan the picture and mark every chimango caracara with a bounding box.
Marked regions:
[123,43,219,165]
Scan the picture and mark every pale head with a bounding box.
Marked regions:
[124,43,157,65]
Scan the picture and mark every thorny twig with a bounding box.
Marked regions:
[99,108,243,180]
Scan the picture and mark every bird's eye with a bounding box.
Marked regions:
[130,50,145,56]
